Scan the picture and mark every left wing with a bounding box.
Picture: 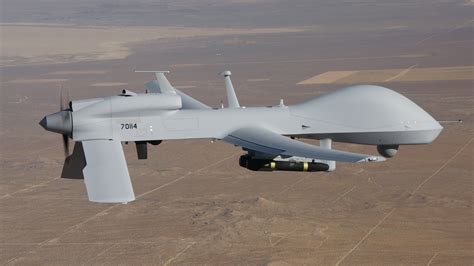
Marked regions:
[222,127,384,163]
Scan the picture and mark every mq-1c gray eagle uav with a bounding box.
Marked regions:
[39,71,443,203]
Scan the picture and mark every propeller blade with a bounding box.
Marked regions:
[60,84,65,111]
[62,134,69,157]
[65,86,70,110]
[59,83,71,157]
[59,83,70,111]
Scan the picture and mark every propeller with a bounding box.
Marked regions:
[60,84,70,157]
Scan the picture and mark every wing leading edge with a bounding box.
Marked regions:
[222,127,385,163]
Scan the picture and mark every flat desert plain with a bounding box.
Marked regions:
[1,0,473,265]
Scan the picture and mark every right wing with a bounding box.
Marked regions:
[82,140,135,203]
[223,127,385,163]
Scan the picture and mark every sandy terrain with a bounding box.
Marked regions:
[1,0,473,265]
[48,70,109,75]
[5,78,69,84]
[298,71,358,85]
[298,66,474,85]
[1,24,303,67]
[174,85,197,89]
[247,78,270,82]
[90,82,128,87]
[464,0,474,5]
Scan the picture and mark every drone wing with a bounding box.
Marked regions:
[222,127,384,163]
[82,140,135,203]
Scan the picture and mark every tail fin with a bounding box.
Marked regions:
[220,70,240,108]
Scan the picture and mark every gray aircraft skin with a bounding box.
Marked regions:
[39,71,443,203]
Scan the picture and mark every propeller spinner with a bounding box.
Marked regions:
[39,86,72,157]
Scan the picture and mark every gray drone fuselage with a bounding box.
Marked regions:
[70,85,441,145]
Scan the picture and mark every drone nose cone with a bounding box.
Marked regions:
[39,111,72,135]
[39,117,47,129]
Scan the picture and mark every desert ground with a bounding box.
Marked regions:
[1,0,473,265]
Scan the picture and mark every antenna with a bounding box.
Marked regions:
[220,70,240,108]
[279,99,285,107]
